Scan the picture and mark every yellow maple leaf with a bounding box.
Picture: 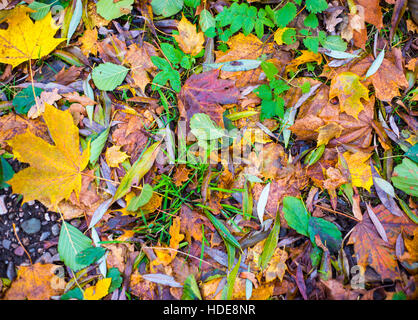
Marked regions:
[343,151,373,191]
[173,15,204,56]
[7,104,90,208]
[0,6,65,68]
[329,72,369,119]
[84,278,112,300]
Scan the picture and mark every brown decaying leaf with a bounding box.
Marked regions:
[111,110,153,162]
[348,205,416,280]
[178,69,239,130]
[0,113,49,151]
[124,42,158,93]
[4,263,66,300]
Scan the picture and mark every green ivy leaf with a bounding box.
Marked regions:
[58,221,92,271]
[391,158,418,197]
[274,2,297,28]
[75,246,107,267]
[0,157,14,189]
[199,9,215,33]
[305,0,328,14]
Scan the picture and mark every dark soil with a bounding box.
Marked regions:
[0,186,60,280]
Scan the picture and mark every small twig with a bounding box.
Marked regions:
[314,204,360,222]
[12,223,33,265]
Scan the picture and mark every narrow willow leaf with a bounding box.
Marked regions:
[181,274,202,300]
[306,144,325,166]
[259,216,280,269]
[373,177,395,198]
[66,0,83,45]
[366,203,388,243]
[113,142,161,201]
[221,254,242,300]
[257,183,270,223]
[203,59,262,72]
[89,127,110,165]
[322,49,358,59]
[225,111,259,121]
[58,221,92,271]
[142,273,183,287]
[365,48,385,79]
[204,209,241,250]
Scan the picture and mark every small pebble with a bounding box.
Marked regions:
[2,239,11,250]
[40,231,50,241]
[45,213,50,221]
[51,224,60,236]
[21,218,41,234]
[70,219,81,228]
[14,246,25,256]
[6,262,16,281]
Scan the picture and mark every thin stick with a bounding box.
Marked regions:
[12,223,33,265]
[314,204,360,222]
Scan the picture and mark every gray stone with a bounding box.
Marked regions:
[40,231,50,241]
[21,218,41,234]
[51,224,60,236]
[0,195,7,215]
[14,246,25,256]
[2,239,11,250]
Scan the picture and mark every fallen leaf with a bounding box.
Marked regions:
[7,104,90,208]
[348,205,416,280]
[27,88,62,119]
[178,69,239,130]
[173,15,205,56]
[83,278,112,300]
[343,151,373,191]
[124,42,158,93]
[0,6,64,68]
[329,72,369,119]
[105,145,130,168]
[4,263,65,300]
[285,50,323,74]
[265,248,288,282]
[79,28,98,56]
